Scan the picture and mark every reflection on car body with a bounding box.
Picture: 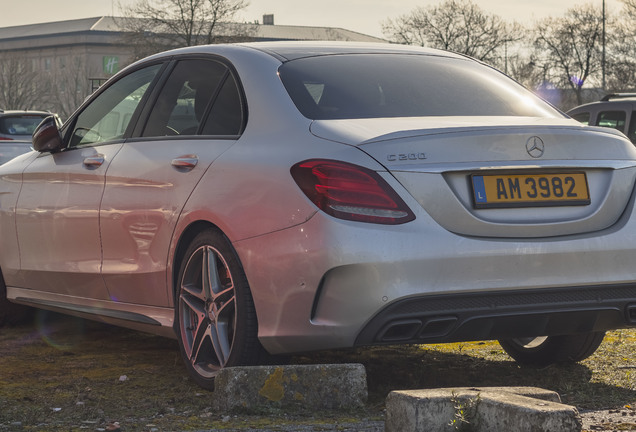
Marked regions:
[1,42,635,390]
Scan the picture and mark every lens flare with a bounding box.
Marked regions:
[35,310,86,350]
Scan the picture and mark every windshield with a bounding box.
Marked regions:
[278,54,562,120]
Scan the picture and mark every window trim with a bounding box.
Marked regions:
[61,53,249,147]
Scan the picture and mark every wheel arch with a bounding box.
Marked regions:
[171,220,251,301]
[173,221,218,302]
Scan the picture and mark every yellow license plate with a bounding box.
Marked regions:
[471,172,590,208]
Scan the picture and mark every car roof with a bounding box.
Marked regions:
[140,41,467,64]
[601,93,636,102]
[567,94,636,113]
[567,101,636,114]
[235,41,467,62]
[0,110,52,116]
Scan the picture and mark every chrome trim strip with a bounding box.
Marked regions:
[15,297,162,326]
[388,160,636,173]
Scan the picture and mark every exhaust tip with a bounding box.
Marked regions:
[377,319,422,342]
[376,316,457,343]
[627,304,636,324]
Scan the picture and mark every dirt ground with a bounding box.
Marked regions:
[0,310,634,431]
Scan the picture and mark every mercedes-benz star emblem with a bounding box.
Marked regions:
[526,136,545,158]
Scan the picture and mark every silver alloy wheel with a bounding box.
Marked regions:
[178,245,237,378]
[510,336,548,349]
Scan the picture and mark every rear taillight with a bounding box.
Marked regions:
[0,137,13,141]
[291,159,415,225]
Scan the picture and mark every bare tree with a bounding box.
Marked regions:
[604,0,636,91]
[533,4,605,105]
[44,56,94,120]
[507,54,547,90]
[382,0,522,68]
[0,54,46,110]
[118,0,254,59]
[621,0,636,20]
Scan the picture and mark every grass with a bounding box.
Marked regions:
[0,310,635,431]
[299,331,636,409]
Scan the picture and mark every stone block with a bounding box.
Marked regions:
[385,387,582,432]
[213,363,367,413]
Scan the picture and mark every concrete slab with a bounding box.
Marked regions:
[385,387,582,432]
[212,364,367,413]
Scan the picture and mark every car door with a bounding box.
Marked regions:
[99,57,246,306]
[15,63,163,298]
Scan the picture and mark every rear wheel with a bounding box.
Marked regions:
[175,229,270,390]
[498,332,606,367]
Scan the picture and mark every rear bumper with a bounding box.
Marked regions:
[355,284,636,346]
[234,176,636,355]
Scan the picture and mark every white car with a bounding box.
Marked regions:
[1,42,635,389]
[0,110,56,164]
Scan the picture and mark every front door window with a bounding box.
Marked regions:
[69,64,162,147]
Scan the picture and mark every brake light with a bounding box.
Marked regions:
[291,159,415,224]
[0,137,13,141]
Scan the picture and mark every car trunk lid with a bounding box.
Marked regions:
[311,117,636,238]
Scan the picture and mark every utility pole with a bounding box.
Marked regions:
[602,0,606,90]
[504,40,508,75]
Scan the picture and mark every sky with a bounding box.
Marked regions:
[0,0,623,38]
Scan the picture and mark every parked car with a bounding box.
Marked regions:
[1,42,635,390]
[0,110,59,164]
[567,93,636,143]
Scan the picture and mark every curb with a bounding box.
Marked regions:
[385,386,582,432]
[212,365,583,432]
[212,364,367,412]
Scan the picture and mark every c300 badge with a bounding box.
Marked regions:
[387,152,427,161]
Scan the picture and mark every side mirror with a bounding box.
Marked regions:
[32,116,64,153]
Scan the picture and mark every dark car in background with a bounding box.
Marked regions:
[567,93,636,144]
[0,110,59,164]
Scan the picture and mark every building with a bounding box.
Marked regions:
[0,16,386,117]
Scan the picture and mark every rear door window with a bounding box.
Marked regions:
[570,112,591,125]
[598,111,627,133]
[142,59,228,137]
[200,73,245,136]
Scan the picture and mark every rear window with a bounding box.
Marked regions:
[0,115,47,136]
[279,54,562,120]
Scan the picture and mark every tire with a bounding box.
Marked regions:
[0,272,32,327]
[498,331,606,367]
[175,229,270,390]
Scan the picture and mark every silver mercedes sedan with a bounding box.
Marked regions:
[1,41,635,389]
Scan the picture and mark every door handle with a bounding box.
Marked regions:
[171,155,198,171]
[83,156,104,167]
